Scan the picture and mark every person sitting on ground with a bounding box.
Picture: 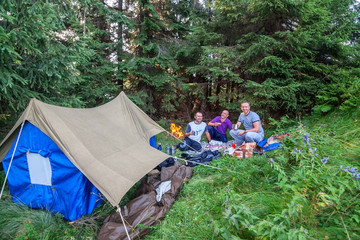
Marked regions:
[178,112,211,152]
[230,101,264,145]
[207,110,232,143]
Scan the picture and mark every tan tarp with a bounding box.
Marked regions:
[0,92,169,206]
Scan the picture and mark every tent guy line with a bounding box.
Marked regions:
[116,205,131,240]
[174,156,241,174]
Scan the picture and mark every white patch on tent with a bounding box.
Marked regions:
[27,152,52,186]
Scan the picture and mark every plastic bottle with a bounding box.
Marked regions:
[157,143,162,150]
[166,144,171,154]
[171,146,176,155]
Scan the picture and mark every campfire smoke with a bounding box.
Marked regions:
[170,123,184,139]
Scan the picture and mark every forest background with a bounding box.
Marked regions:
[1,1,360,239]
[1,0,360,128]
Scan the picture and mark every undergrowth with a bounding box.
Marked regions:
[0,108,359,239]
[144,109,360,240]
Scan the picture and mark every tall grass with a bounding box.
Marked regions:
[0,108,359,239]
[0,171,139,239]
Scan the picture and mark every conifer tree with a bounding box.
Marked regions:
[0,0,125,114]
[186,0,360,117]
[123,0,188,117]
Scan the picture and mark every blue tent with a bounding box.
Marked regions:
[0,92,168,221]
[2,122,103,221]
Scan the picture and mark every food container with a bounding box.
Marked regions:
[233,149,243,158]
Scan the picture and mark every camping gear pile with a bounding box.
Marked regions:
[97,161,193,240]
[232,142,257,158]
[223,137,282,158]
[180,150,222,167]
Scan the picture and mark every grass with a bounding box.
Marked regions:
[0,108,360,239]
[145,109,360,239]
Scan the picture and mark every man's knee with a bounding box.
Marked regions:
[245,132,262,143]
[186,138,202,151]
[219,134,227,142]
[193,143,202,151]
[179,138,191,151]
[230,129,237,137]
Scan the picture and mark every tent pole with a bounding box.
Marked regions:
[116,205,131,240]
[0,120,26,200]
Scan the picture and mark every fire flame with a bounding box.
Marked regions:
[170,123,184,139]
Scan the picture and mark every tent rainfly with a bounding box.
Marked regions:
[0,92,169,220]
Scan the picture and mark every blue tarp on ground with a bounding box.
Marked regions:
[2,122,103,221]
[258,138,281,153]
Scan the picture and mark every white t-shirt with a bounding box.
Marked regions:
[186,121,208,143]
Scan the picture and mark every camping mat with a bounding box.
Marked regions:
[97,161,193,240]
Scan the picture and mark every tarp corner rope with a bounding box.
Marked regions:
[116,205,131,240]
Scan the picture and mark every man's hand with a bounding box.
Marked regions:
[209,122,222,127]
[235,122,242,129]
[237,130,246,136]
[185,130,194,137]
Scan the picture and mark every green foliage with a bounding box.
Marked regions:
[1,0,360,237]
[122,0,188,117]
[1,0,360,122]
[314,67,360,113]
[176,0,360,118]
[145,109,360,240]
[0,0,123,113]
[268,115,297,133]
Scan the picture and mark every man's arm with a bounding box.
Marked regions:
[227,119,233,130]
[244,121,260,133]
[204,125,211,142]
[184,124,193,138]
[208,117,221,127]
[205,131,211,142]
[184,132,192,138]
[208,122,221,127]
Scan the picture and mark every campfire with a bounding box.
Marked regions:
[170,123,184,139]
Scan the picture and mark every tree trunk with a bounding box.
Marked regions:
[117,0,124,90]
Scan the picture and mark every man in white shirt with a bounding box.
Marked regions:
[178,112,211,151]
